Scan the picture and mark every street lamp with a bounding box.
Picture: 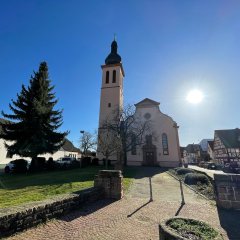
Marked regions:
[80,130,85,157]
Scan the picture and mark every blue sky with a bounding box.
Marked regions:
[1,0,240,147]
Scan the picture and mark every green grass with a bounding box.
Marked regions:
[122,167,139,192]
[0,166,138,208]
[0,164,6,170]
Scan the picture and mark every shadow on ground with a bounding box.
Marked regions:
[0,166,164,190]
[217,207,240,240]
[59,198,115,222]
[130,166,168,179]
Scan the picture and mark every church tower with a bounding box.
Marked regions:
[98,39,125,127]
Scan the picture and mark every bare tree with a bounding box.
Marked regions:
[79,131,97,157]
[97,128,121,168]
[100,104,153,166]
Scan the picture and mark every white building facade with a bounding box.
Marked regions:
[127,98,181,167]
[0,133,80,164]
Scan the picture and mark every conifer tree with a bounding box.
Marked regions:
[0,62,68,159]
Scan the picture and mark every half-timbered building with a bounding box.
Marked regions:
[213,128,240,165]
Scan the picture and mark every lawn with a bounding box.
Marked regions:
[0,166,138,208]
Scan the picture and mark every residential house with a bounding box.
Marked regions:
[207,140,214,160]
[213,128,240,165]
[0,118,81,164]
[183,144,202,164]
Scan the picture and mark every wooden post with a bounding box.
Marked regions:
[179,180,185,205]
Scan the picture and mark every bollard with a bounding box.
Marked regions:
[149,177,153,202]
[179,179,185,205]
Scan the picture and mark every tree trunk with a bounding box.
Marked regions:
[105,155,109,169]
[124,150,127,166]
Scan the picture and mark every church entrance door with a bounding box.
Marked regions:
[142,135,157,166]
[146,152,154,166]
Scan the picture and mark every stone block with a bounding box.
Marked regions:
[231,201,240,210]
[217,200,232,209]
[214,174,232,182]
[234,192,240,201]
[217,193,227,200]
[94,170,123,200]
[217,186,227,194]
[225,194,235,201]
[231,175,240,182]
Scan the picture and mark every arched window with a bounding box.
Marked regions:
[106,71,109,84]
[112,70,116,83]
[162,133,169,155]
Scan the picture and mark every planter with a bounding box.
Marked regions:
[159,217,223,240]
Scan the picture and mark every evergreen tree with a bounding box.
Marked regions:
[0,62,68,159]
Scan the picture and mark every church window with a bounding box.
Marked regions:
[146,135,152,145]
[108,103,111,108]
[131,134,137,155]
[162,133,169,155]
[112,70,116,83]
[106,71,109,84]
[144,113,151,120]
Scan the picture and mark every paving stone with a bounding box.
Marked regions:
[6,168,230,240]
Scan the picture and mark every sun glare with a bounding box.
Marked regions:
[186,89,203,104]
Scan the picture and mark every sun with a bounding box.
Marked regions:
[186,89,203,104]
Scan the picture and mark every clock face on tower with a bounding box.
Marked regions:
[144,113,151,120]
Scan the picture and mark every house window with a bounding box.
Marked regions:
[112,70,116,83]
[108,103,111,108]
[131,134,137,155]
[162,133,169,155]
[106,71,109,84]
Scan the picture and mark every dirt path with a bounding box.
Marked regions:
[7,167,229,240]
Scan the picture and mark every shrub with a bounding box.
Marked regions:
[91,158,99,166]
[70,160,80,168]
[46,157,55,171]
[184,173,209,185]
[81,157,91,168]
[167,218,219,240]
[29,157,46,172]
[176,167,194,175]
[102,158,111,167]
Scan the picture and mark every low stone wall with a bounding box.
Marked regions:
[0,187,104,238]
[214,174,240,210]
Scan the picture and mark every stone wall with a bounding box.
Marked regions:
[94,170,123,200]
[214,174,240,210]
[0,187,104,238]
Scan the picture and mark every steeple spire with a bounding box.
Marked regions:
[105,38,122,65]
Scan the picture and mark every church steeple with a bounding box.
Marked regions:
[105,39,122,65]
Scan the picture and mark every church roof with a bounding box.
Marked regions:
[105,40,122,65]
[135,98,160,108]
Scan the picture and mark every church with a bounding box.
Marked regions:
[97,39,181,167]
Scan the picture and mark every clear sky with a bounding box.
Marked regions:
[1,0,240,147]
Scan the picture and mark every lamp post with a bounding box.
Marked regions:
[80,130,85,157]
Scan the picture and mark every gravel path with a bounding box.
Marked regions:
[6,167,231,240]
